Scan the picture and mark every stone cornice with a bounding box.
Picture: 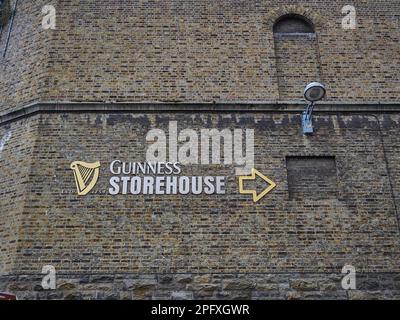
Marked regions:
[1,101,400,125]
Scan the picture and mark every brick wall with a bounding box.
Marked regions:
[1,1,400,112]
[1,0,400,300]
[0,110,399,299]
[0,0,50,113]
[286,156,338,200]
[274,34,321,100]
[0,116,39,274]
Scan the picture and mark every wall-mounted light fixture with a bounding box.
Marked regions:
[302,82,326,134]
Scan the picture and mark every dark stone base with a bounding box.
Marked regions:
[1,273,399,300]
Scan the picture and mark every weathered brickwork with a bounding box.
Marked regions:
[0,116,39,275]
[39,1,400,103]
[1,0,400,300]
[379,114,400,237]
[286,156,338,200]
[0,0,50,113]
[1,111,400,299]
[274,34,321,100]
[1,1,400,112]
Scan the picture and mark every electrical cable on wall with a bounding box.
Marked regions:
[2,0,18,58]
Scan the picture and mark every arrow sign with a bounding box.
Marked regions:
[238,169,277,203]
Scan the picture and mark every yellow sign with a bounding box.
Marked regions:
[238,169,276,202]
[70,161,101,196]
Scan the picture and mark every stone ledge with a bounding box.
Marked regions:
[1,101,400,125]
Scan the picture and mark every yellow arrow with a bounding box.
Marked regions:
[238,169,277,203]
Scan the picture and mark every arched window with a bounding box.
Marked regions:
[273,14,321,100]
[273,14,315,35]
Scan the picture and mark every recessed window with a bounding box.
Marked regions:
[273,14,320,100]
[286,156,338,200]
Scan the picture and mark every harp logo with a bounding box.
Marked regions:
[70,161,101,196]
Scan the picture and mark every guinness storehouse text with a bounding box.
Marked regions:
[108,161,226,195]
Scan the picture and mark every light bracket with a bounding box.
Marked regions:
[302,82,326,134]
[302,101,315,134]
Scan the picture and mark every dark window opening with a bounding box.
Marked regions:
[273,14,315,35]
[286,156,338,200]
